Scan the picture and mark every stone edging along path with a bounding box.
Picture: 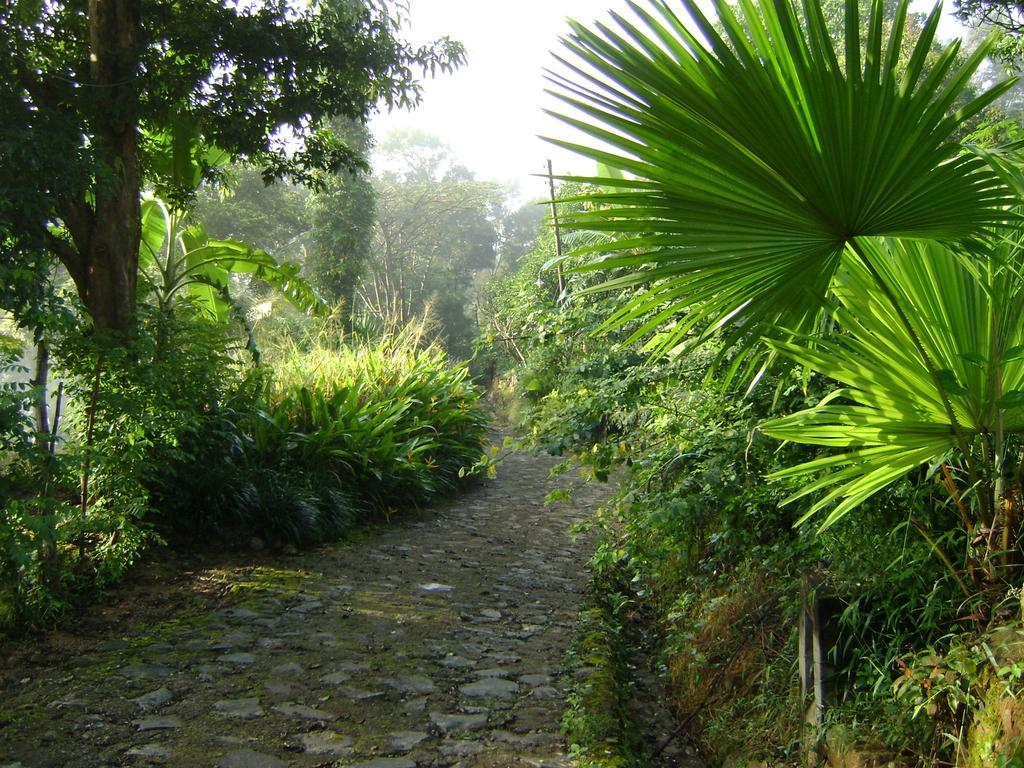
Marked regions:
[0,448,614,768]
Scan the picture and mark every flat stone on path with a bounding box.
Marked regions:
[335,685,385,700]
[319,670,352,685]
[218,749,286,768]
[217,652,256,665]
[474,666,511,678]
[386,730,429,752]
[119,662,173,681]
[221,607,261,621]
[429,711,489,732]
[459,677,519,699]
[346,760,417,768]
[383,675,436,696]
[130,686,172,711]
[133,715,181,731]
[440,739,486,758]
[417,582,453,592]
[214,698,264,719]
[519,673,554,687]
[439,655,475,669]
[125,743,171,759]
[272,702,333,720]
[531,686,562,699]
[299,731,354,756]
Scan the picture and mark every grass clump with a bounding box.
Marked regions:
[563,604,644,768]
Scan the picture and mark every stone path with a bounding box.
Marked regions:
[0,448,612,768]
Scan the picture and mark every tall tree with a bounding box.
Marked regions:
[0,0,463,332]
[306,118,377,314]
[360,132,501,355]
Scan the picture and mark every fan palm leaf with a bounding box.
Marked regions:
[547,0,1017,360]
[762,234,1024,528]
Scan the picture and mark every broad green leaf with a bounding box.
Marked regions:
[139,196,325,320]
[996,391,1024,409]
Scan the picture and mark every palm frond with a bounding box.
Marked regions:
[547,0,1017,362]
[762,235,1024,528]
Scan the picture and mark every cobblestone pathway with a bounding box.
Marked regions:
[0,449,612,768]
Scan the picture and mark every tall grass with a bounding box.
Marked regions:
[149,321,488,548]
[259,328,488,513]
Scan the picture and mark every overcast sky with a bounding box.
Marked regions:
[369,0,638,201]
[370,0,964,202]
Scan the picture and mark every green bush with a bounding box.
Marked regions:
[264,333,488,510]
[152,330,487,547]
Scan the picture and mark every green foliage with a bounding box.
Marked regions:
[495,0,1024,762]
[0,310,240,629]
[195,165,310,260]
[562,606,645,768]
[956,0,1024,67]
[763,236,1024,528]
[0,0,465,331]
[140,195,324,324]
[265,332,488,508]
[548,0,1016,369]
[154,328,487,547]
[361,132,503,358]
[306,119,377,311]
[479,174,986,764]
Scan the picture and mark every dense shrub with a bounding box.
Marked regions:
[152,331,487,547]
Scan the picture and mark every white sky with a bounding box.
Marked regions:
[370,0,964,203]
[370,0,636,202]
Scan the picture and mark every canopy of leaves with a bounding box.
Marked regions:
[0,0,463,192]
[0,0,463,330]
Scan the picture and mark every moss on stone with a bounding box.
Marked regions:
[965,671,1024,768]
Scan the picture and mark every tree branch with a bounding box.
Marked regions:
[44,230,85,287]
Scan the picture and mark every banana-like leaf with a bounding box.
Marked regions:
[139,198,171,271]
[547,0,1018,364]
[139,197,325,320]
[762,235,1024,528]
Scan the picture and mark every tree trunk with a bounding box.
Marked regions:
[31,339,50,441]
[69,0,142,332]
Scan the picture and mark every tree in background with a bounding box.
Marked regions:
[359,131,503,357]
[958,0,1024,65]
[195,166,310,263]
[0,0,463,333]
[306,119,377,319]
[493,200,546,276]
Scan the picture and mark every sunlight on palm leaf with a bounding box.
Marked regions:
[762,235,1024,529]
[546,0,1016,361]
